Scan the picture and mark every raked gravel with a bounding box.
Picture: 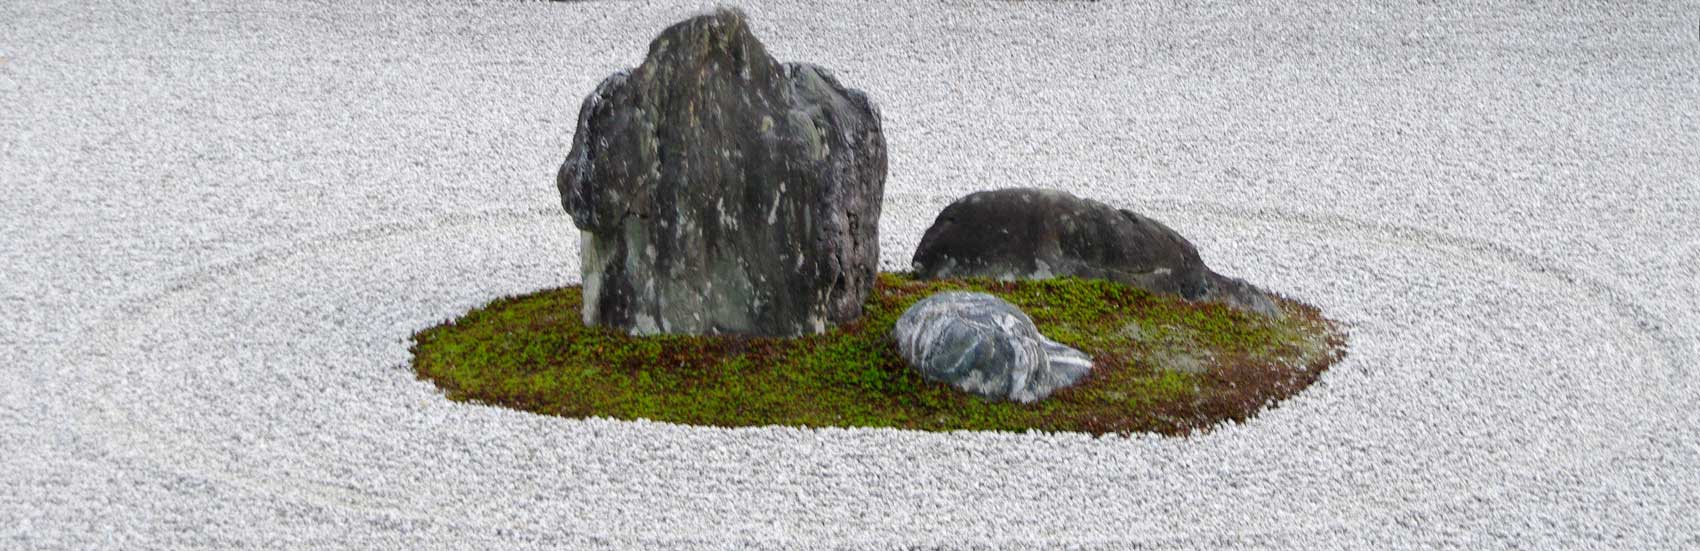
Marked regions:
[3,1,1698,548]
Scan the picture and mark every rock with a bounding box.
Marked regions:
[892,292,1093,403]
[910,188,1279,317]
[557,8,886,336]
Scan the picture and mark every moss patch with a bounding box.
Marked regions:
[410,273,1345,436]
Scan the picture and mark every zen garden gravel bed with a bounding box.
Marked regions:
[5,1,1696,549]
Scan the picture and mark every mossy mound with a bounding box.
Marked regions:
[410,273,1345,436]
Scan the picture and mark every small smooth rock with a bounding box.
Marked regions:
[892,292,1093,403]
[910,188,1280,317]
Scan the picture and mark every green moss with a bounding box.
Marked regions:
[410,273,1346,436]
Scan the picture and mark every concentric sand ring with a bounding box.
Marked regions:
[51,194,1685,546]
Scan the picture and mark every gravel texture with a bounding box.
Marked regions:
[3,1,1697,548]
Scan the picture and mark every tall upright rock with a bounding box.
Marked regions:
[557,9,886,336]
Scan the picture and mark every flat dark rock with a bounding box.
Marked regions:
[557,8,886,336]
[911,188,1279,317]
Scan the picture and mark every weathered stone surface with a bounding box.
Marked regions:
[910,188,1279,317]
[893,292,1093,403]
[557,8,886,336]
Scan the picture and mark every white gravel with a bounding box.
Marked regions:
[4,0,1698,548]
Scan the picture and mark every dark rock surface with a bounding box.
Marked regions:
[557,8,886,336]
[911,188,1279,317]
[893,292,1094,403]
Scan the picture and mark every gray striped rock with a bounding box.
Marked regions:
[892,292,1093,403]
[557,8,886,336]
